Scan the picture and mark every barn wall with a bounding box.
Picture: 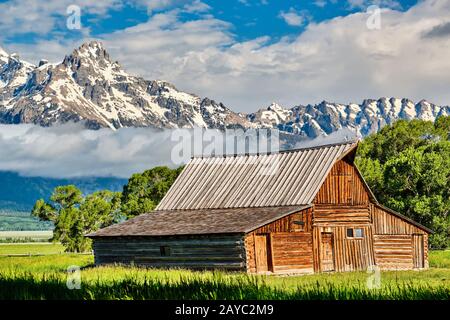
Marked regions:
[252,207,313,234]
[314,205,370,225]
[370,204,426,235]
[370,205,429,270]
[271,232,313,273]
[92,234,246,271]
[373,235,413,269]
[313,224,375,272]
[245,207,313,274]
[312,158,373,272]
[312,159,429,272]
[314,159,370,205]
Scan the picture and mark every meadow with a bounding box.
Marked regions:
[0,231,53,244]
[0,243,449,300]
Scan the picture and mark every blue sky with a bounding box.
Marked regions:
[1,0,450,112]
[1,0,419,45]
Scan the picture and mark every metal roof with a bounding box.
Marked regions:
[156,141,357,210]
[87,205,310,237]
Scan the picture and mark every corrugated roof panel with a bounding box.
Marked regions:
[156,141,357,210]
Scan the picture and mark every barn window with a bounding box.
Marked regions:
[292,220,304,231]
[160,246,171,256]
[347,228,364,238]
[291,213,305,231]
[346,228,354,237]
[354,228,364,238]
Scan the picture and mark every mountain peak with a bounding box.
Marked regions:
[69,41,111,62]
[267,102,285,111]
[417,99,431,105]
[79,40,106,51]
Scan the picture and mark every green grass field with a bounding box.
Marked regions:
[0,242,64,255]
[0,231,53,244]
[0,244,449,300]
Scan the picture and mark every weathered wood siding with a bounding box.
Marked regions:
[373,235,413,269]
[312,160,375,272]
[271,233,313,273]
[370,205,429,270]
[370,204,426,235]
[424,234,429,269]
[314,205,370,225]
[252,207,313,233]
[313,225,375,272]
[92,234,246,271]
[314,159,370,205]
[245,207,313,274]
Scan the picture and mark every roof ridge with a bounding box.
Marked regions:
[192,139,359,159]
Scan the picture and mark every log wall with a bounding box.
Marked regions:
[373,235,414,269]
[370,205,429,270]
[271,232,313,273]
[92,234,246,271]
[245,207,313,274]
[314,205,370,225]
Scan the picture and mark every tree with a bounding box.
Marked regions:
[32,186,122,252]
[356,117,450,248]
[121,166,184,218]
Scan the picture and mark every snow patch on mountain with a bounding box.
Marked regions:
[0,41,449,139]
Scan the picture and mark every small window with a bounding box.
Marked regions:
[354,228,364,238]
[346,228,354,238]
[160,246,171,256]
[291,213,305,232]
[347,228,364,238]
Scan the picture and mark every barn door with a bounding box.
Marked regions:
[320,232,335,272]
[255,234,271,273]
[413,234,424,268]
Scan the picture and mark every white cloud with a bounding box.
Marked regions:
[278,8,307,27]
[183,0,211,13]
[347,0,402,10]
[0,124,353,178]
[3,0,450,114]
[142,0,194,14]
[314,0,327,8]
[0,0,123,36]
[0,124,177,178]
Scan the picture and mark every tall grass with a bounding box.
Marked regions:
[0,249,449,300]
[429,250,450,268]
[0,267,449,300]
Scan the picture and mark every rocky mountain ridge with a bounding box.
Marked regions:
[1,41,449,138]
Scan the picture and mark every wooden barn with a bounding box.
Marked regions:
[87,141,432,274]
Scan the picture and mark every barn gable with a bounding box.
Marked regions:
[314,157,375,205]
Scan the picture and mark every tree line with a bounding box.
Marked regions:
[356,116,450,248]
[33,116,450,252]
[32,166,183,252]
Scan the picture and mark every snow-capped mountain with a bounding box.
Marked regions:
[0,41,249,130]
[1,41,449,137]
[253,98,450,138]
